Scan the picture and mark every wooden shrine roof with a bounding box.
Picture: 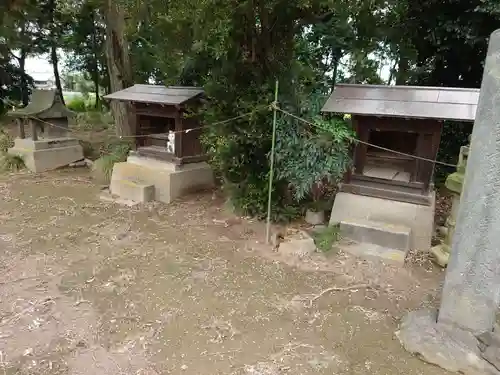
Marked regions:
[103,84,204,106]
[7,89,73,118]
[321,84,479,122]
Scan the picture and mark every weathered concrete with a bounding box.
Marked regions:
[110,155,214,204]
[396,310,500,375]
[337,239,406,264]
[397,29,500,375]
[109,178,155,203]
[330,192,434,251]
[8,137,84,172]
[340,219,411,252]
[438,29,500,335]
[278,231,317,258]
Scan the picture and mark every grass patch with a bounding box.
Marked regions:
[0,153,25,172]
[91,140,134,184]
[312,225,341,253]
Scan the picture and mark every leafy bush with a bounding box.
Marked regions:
[67,97,87,112]
[91,140,133,184]
[0,153,24,172]
[75,111,114,131]
[275,115,354,203]
[435,121,472,186]
[312,225,341,253]
[0,130,14,152]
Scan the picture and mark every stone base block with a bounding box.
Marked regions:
[337,239,406,263]
[110,179,155,203]
[430,244,451,267]
[8,137,84,173]
[396,309,500,375]
[340,219,411,252]
[110,155,214,204]
[330,192,435,252]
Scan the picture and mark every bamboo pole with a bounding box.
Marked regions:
[265,80,279,244]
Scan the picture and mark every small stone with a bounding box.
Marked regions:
[278,232,317,258]
[305,209,325,225]
[270,231,284,249]
[69,159,87,168]
[181,365,188,370]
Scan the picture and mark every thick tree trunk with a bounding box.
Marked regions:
[103,0,134,137]
[50,45,65,105]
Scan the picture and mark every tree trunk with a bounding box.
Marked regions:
[103,0,134,137]
[396,55,409,85]
[51,45,65,105]
[19,49,28,106]
[388,59,398,85]
[90,10,100,109]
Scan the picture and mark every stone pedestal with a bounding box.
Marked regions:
[108,153,214,204]
[330,191,435,254]
[397,29,500,375]
[8,137,84,173]
[431,145,469,267]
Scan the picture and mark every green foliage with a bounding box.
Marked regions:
[100,139,132,159]
[91,154,117,185]
[91,140,132,184]
[0,130,14,152]
[67,97,87,112]
[0,152,25,172]
[312,225,341,253]
[435,121,472,185]
[275,111,354,203]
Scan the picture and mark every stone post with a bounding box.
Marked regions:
[431,144,468,267]
[437,30,500,335]
[397,29,500,375]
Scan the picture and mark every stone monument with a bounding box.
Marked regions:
[7,89,84,172]
[397,29,500,374]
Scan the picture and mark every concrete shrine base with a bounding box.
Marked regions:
[109,153,214,204]
[8,137,84,173]
[329,192,435,262]
[397,309,500,375]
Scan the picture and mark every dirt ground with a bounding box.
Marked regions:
[0,169,450,375]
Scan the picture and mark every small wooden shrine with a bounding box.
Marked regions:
[322,84,479,206]
[103,85,205,166]
[7,89,74,140]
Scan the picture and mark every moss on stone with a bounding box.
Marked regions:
[445,172,464,194]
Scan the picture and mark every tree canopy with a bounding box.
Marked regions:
[1,0,499,219]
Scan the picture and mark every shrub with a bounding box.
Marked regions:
[274,111,354,205]
[0,130,14,152]
[91,140,133,185]
[75,111,114,131]
[312,225,341,253]
[91,154,119,185]
[0,153,24,172]
[67,97,87,112]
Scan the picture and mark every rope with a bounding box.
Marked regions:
[1,97,269,140]
[1,96,458,168]
[273,105,458,168]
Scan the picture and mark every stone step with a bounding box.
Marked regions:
[337,239,406,263]
[109,178,155,203]
[339,219,411,252]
